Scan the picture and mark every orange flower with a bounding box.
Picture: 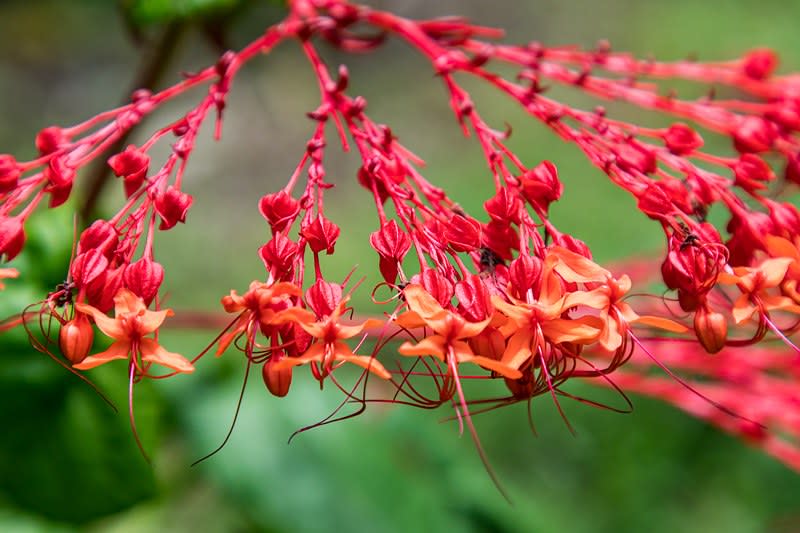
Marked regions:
[273,297,391,380]
[396,284,522,379]
[74,288,193,373]
[217,281,302,355]
[719,257,800,324]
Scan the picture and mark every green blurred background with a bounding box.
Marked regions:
[1,1,799,531]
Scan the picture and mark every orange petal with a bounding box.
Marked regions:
[113,288,146,316]
[633,315,688,333]
[73,340,130,370]
[403,284,446,319]
[542,316,602,344]
[140,338,194,373]
[461,355,522,380]
[75,302,125,340]
[398,336,447,360]
[138,308,173,336]
[395,310,427,330]
[731,294,756,324]
[548,246,610,282]
[337,318,384,340]
[765,235,799,260]
[501,329,533,369]
[457,315,491,339]
[563,287,609,311]
[336,354,392,380]
[760,257,793,288]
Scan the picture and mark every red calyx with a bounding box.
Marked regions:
[78,220,118,259]
[35,126,68,156]
[519,160,562,212]
[259,233,299,279]
[456,275,493,322]
[123,257,164,305]
[70,249,109,289]
[44,157,75,207]
[741,48,778,80]
[663,123,704,155]
[300,214,340,255]
[420,269,454,308]
[0,155,20,194]
[305,279,342,318]
[732,154,775,193]
[0,216,25,261]
[484,188,522,224]
[482,221,517,261]
[509,254,542,299]
[259,191,300,233]
[732,116,776,154]
[446,214,481,252]
[371,220,411,284]
[86,266,124,313]
[614,142,657,175]
[155,186,193,230]
[108,145,150,198]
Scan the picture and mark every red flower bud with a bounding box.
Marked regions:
[694,306,727,354]
[455,274,493,322]
[123,257,164,305]
[59,313,94,364]
[764,199,800,238]
[85,266,124,313]
[108,145,150,198]
[741,48,778,80]
[259,191,300,232]
[259,234,299,278]
[0,155,20,194]
[662,123,703,155]
[78,220,118,259]
[0,216,25,261]
[420,269,454,308]
[732,154,775,193]
[370,220,411,259]
[446,214,481,252]
[484,188,522,224]
[305,279,342,318]
[614,142,657,175]
[35,126,67,156]
[70,249,109,289]
[765,100,800,132]
[357,165,389,205]
[636,182,675,221]
[44,156,75,207]
[300,214,340,254]
[519,160,562,212]
[482,221,517,261]
[263,352,292,397]
[155,186,193,230]
[732,116,776,154]
[726,212,773,266]
[509,254,542,299]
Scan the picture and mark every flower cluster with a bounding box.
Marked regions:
[2,0,800,476]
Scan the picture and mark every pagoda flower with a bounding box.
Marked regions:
[544,247,688,352]
[216,280,303,355]
[717,256,800,325]
[395,283,522,380]
[272,285,392,382]
[73,288,193,374]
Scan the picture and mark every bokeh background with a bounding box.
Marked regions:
[1,1,799,531]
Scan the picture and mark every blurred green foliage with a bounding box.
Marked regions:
[1,1,800,532]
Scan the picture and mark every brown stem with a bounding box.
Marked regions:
[78,21,186,224]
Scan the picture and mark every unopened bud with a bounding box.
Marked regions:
[59,313,94,364]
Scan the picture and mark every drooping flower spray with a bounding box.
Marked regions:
[2,0,800,480]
